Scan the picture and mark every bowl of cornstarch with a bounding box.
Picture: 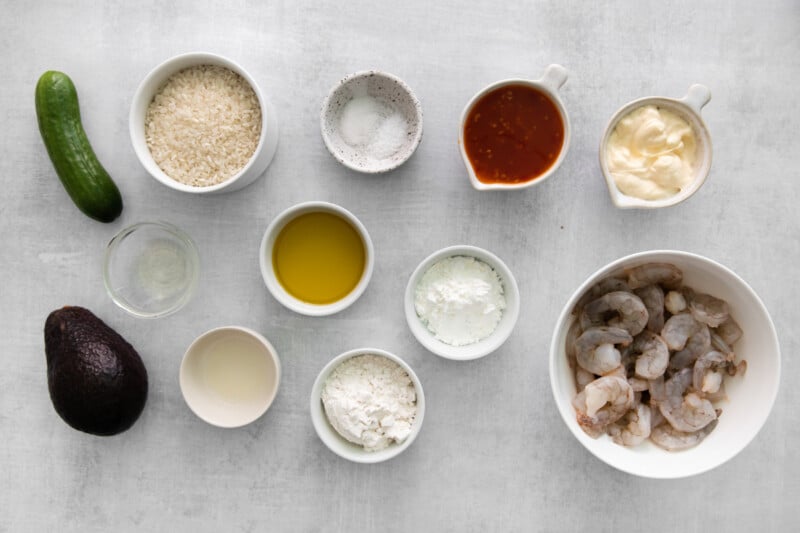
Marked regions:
[320,70,423,173]
[310,348,425,463]
[405,245,520,360]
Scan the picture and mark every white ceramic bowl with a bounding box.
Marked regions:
[259,201,374,316]
[599,84,712,209]
[459,64,571,191]
[103,221,199,318]
[310,348,425,463]
[180,326,281,428]
[130,51,279,194]
[320,70,423,173]
[405,245,520,360]
[550,250,780,478]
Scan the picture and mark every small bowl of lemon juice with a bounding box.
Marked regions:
[103,221,199,318]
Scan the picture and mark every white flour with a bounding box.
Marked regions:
[414,255,506,346]
[321,354,417,452]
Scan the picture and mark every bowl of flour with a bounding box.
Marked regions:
[405,245,520,360]
[310,348,425,463]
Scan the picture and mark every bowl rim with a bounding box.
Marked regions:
[103,220,199,319]
[598,88,713,209]
[458,64,571,191]
[179,325,282,428]
[129,51,270,194]
[259,201,375,316]
[404,244,520,360]
[309,347,425,463]
[548,249,781,478]
[319,69,424,174]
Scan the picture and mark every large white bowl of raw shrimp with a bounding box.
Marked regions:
[549,250,780,479]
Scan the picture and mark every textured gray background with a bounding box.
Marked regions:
[2,0,798,531]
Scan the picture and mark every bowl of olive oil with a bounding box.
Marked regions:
[260,201,374,316]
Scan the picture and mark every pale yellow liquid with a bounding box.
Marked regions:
[199,334,272,404]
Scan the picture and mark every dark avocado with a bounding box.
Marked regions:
[44,306,148,436]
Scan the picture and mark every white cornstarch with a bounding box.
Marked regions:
[145,64,262,187]
[321,355,417,452]
[415,255,506,346]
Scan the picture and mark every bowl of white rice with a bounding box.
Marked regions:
[130,52,279,194]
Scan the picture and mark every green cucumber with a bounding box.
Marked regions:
[35,71,123,223]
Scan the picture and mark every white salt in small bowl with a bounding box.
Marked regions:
[404,245,520,361]
[320,70,423,173]
[130,51,279,194]
[310,347,425,463]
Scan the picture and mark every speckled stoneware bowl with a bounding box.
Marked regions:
[320,70,423,173]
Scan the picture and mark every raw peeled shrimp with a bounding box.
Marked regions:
[685,288,730,328]
[574,327,633,375]
[580,291,649,336]
[668,324,710,371]
[650,419,718,451]
[727,359,747,377]
[635,285,665,332]
[626,262,682,290]
[630,330,669,379]
[661,313,703,351]
[567,262,746,451]
[576,368,595,392]
[664,290,687,314]
[608,404,652,446]
[628,377,650,392]
[649,402,665,429]
[703,382,728,403]
[692,350,730,393]
[648,375,666,402]
[659,368,716,432]
[604,365,627,379]
[573,276,631,314]
[710,330,734,357]
[715,317,743,346]
[573,375,634,436]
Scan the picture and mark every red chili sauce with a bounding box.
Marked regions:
[463,84,564,184]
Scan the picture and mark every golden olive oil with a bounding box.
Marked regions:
[272,211,366,304]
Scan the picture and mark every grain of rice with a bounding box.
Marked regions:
[145,65,262,187]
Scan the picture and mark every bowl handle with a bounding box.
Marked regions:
[538,64,568,91]
[680,84,711,114]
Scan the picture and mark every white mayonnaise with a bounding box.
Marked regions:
[606,105,697,200]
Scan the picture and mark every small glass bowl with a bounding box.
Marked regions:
[104,221,199,318]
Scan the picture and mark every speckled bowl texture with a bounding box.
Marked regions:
[320,70,423,173]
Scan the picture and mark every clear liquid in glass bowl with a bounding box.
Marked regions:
[104,221,199,318]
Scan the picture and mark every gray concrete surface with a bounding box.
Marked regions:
[2,1,798,531]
